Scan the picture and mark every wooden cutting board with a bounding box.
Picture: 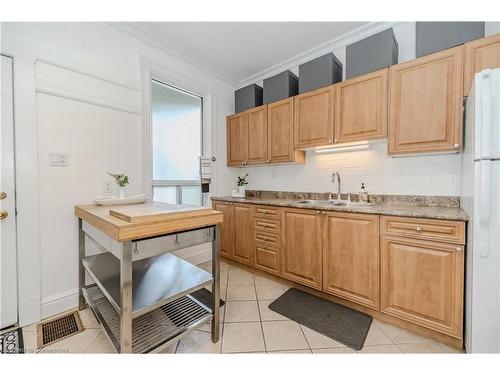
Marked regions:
[109,202,212,224]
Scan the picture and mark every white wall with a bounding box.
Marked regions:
[1,22,236,321]
[239,22,500,197]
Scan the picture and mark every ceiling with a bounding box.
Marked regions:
[113,22,372,86]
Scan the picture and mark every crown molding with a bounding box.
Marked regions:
[238,21,400,87]
[109,22,403,89]
[108,22,240,87]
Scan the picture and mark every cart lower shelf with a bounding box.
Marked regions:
[82,284,212,353]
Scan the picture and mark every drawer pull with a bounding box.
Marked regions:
[415,226,423,232]
[456,246,463,252]
[257,234,276,242]
[258,222,275,228]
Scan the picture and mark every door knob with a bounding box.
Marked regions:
[0,210,8,220]
[0,192,6,200]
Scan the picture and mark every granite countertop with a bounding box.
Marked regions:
[211,195,469,221]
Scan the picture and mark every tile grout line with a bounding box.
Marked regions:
[252,274,269,354]
[219,262,230,353]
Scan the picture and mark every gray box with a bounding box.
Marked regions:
[299,53,342,94]
[263,70,299,104]
[346,28,399,79]
[235,84,263,113]
[416,22,485,57]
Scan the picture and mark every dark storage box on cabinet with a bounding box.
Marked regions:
[263,70,299,104]
[346,28,399,79]
[235,84,263,113]
[416,22,485,57]
[298,53,343,93]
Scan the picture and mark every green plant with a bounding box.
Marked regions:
[107,172,129,187]
[237,173,248,187]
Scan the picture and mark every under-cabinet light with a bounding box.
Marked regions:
[314,141,371,154]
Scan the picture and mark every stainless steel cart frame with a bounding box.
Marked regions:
[78,218,220,353]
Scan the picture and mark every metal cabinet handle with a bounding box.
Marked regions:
[0,210,8,220]
[415,226,423,232]
[456,246,463,252]
[0,192,6,200]
[266,160,270,164]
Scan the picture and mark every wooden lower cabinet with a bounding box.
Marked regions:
[322,212,380,309]
[211,200,466,345]
[232,203,253,265]
[212,201,234,258]
[381,236,464,337]
[281,208,322,290]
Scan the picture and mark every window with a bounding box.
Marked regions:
[151,79,203,205]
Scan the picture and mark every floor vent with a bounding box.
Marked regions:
[37,311,84,348]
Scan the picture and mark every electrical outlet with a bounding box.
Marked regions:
[104,181,113,194]
[49,152,69,167]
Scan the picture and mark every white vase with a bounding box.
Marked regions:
[118,186,126,199]
[238,186,246,196]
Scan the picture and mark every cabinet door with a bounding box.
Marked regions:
[464,33,500,95]
[233,203,253,265]
[381,236,464,337]
[294,86,334,148]
[227,113,248,166]
[388,46,464,155]
[246,105,268,165]
[323,213,380,309]
[268,98,296,163]
[281,208,322,289]
[335,69,388,144]
[212,201,234,258]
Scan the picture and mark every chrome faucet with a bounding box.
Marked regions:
[330,171,341,200]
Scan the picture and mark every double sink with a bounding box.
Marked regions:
[294,199,374,208]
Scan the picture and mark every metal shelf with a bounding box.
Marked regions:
[83,285,211,353]
[82,252,213,319]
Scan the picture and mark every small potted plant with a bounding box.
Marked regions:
[107,172,129,199]
[237,173,248,195]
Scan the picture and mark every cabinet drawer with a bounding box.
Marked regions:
[254,218,281,234]
[381,216,465,244]
[254,245,280,275]
[254,205,281,220]
[255,231,281,247]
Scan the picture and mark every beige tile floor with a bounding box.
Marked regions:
[21,261,463,354]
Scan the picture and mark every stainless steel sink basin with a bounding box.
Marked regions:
[294,199,374,208]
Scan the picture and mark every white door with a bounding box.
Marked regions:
[0,54,18,329]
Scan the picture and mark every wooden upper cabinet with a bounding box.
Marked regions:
[322,212,380,310]
[227,112,248,166]
[335,69,388,144]
[464,33,500,96]
[381,236,464,337]
[246,106,268,165]
[212,201,234,258]
[281,208,322,290]
[388,46,464,155]
[268,98,305,164]
[294,86,335,148]
[232,203,253,265]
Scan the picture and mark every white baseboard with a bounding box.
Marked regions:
[41,289,78,319]
[40,245,212,319]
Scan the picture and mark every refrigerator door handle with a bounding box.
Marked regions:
[480,70,492,159]
[479,161,491,257]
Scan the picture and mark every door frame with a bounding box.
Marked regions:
[1,53,18,329]
[4,50,42,327]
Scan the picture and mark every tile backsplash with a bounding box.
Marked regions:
[242,141,462,196]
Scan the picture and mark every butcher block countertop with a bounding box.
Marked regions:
[75,202,223,242]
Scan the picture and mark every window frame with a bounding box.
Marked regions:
[140,57,216,207]
[150,78,204,205]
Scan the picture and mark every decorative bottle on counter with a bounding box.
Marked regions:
[359,182,368,202]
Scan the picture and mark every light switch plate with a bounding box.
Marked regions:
[49,152,69,167]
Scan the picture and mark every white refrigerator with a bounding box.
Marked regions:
[462,68,500,353]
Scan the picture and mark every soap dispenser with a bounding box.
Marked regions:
[359,182,368,202]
